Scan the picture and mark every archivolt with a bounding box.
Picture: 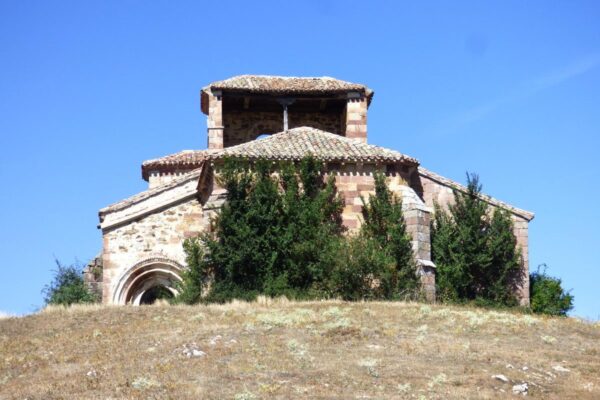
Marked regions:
[112,257,184,305]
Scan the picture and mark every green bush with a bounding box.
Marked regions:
[177,157,345,303]
[328,235,395,300]
[530,264,574,316]
[42,259,98,306]
[359,172,419,298]
[431,173,524,306]
[174,238,207,304]
[177,158,421,304]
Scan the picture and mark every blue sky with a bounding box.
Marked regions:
[0,1,598,318]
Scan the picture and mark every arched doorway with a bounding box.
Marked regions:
[139,285,174,305]
[112,258,183,305]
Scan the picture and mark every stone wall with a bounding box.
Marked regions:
[345,95,368,142]
[83,255,103,300]
[206,90,224,150]
[101,164,436,303]
[222,110,344,147]
[101,197,206,304]
[512,218,530,304]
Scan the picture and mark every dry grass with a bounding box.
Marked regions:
[1,299,599,399]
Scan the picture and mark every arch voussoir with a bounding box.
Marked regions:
[112,257,183,305]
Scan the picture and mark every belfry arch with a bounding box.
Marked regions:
[111,258,183,305]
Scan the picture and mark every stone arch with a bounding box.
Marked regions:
[112,257,183,305]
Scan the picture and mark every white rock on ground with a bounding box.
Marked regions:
[209,335,222,346]
[512,383,528,395]
[190,349,206,357]
[181,343,207,358]
[492,374,509,383]
[552,365,570,372]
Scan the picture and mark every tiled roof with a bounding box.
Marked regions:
[418,167,535,221]
[101,167,204,216]
[141,150,212,180]
[207,75,374,98]
[141,127,418,180]
[209,127,418,164]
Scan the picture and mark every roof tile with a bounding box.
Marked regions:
[211,127,417,164]
[102,167,204,216]
[141,127,418,180]
[207,75,373,98]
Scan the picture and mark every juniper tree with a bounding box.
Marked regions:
[359,172,418,298]
[277,157,345,295]
[177,156,345,303]
[175,237,207,304]
[485,208,523,304]
[431,173,523,305]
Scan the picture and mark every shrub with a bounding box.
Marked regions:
[173,237,206,304]
[431,173,524,306]
[178,159,423,303]
[530,264,574,316]
[328,235,395,300]
[177,157,345,303]
[359,173,419,298]
[42,259,98,306]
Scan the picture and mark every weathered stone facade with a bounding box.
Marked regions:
[83,255,103,299]
[96,75,533,306]
[101,197,205,304]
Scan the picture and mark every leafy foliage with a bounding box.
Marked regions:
[175,238,207,304]
[327,235,396,300]
[43,259,98,306]
[358,172,418,298]
[178,157,345,303]
[530,264,574,316]
[431,173,524,306]
[177,158,422,304]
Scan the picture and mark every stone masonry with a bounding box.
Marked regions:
[97,75,533,306]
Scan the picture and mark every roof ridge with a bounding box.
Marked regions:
[100,167,203,216]
[418,167,535,221]
[205,75,373,97]
[206,127,346,155]
[205,127,418,164]
[212,74,358,81]
[142,149,208,166]
[140,127,420,174]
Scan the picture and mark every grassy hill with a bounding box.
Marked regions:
[1,299,598,399]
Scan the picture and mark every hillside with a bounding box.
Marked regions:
[0,300,598,399]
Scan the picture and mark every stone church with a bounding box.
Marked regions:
[89,75,534,306]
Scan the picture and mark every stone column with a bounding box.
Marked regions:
[404,204,436,302]
[513,218,530,306]
[391,183,435,301]
[207,90,224,149]
[345,92,368,142]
